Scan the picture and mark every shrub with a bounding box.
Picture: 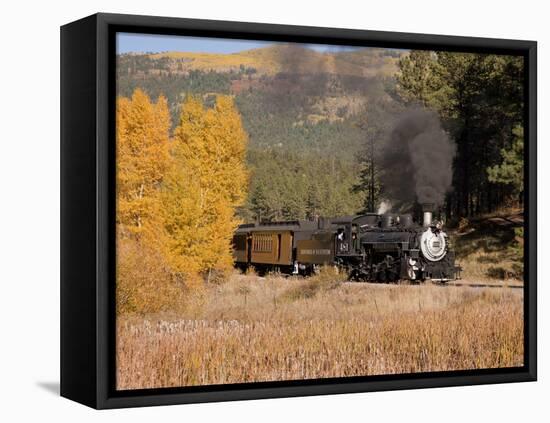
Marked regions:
[117,238,188,315]
[282,266,346,301]
[458,217,470,233]
[486,266,511,280]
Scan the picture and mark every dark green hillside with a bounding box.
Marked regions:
[117,67,234,125]
[235,93,365,157]
[241,149,363,222]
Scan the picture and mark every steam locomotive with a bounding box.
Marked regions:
[232,205,460,282]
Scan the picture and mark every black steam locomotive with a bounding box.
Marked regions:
[232,206,460,282]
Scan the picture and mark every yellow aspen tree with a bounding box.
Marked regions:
[116,89,171,243]
[161,97,207,277]
[163,95,248,279]
[202,96,248,271]
[116,89,181,315]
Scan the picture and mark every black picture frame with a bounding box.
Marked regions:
[60,12,537,409]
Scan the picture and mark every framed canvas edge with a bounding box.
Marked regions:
[526,42,537,382]
[62,12,537,409]
[97,370,535,409]
[61,14,99,409]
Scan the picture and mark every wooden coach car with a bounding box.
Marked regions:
[232,219,339,274]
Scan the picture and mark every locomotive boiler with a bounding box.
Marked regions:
[232,205,460,282]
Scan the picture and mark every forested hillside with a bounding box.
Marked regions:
[117,45,402,221]
[117,44,524,223]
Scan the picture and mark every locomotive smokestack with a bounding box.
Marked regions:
[422,203,434,227]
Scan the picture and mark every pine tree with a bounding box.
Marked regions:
[353,126,382,213]
[250,182,270,221]
[396,51,443,108]
[487,125,524,197]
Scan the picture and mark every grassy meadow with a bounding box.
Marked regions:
[116,269,524,390]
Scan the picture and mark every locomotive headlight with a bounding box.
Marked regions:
[420,228,447,261]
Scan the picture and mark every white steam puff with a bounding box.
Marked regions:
[377,200,392,215]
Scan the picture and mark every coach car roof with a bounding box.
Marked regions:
[235,214,381,234]
[235,220,318,233]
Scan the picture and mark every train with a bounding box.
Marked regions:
[232,205,460,282]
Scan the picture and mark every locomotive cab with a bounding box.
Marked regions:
[335,223,361,255]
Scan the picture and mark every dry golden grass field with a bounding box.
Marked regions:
[116,269,524,390]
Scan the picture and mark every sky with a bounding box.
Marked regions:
[116,32,361,55]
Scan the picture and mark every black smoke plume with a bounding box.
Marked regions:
[380,109,455,208]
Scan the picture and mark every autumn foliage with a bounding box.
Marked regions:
[162,96,248,278]
[116,89,248,314]
[116,90,170,241]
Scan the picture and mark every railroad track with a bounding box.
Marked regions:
[342,279,523,289]
[246,274,523,289]
[441,281,523,289]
